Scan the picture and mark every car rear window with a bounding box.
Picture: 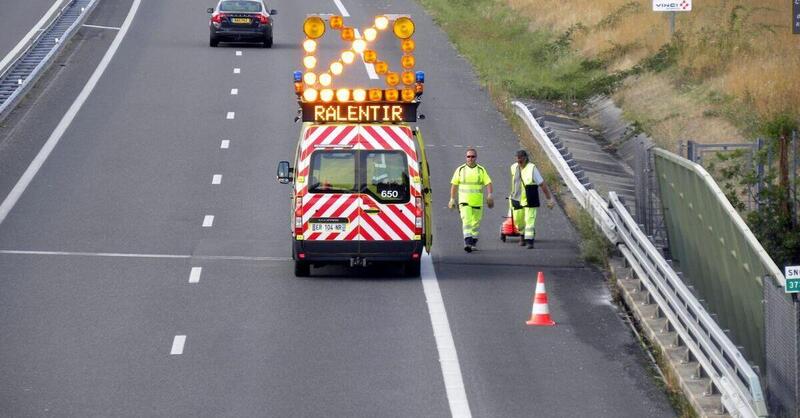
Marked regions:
[308,151,357,193]
[219,1,262,12]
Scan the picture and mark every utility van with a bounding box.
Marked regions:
[276,14,432,277]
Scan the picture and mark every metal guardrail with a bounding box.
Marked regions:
[0,0,72,79]
[512,100,768,417]
[512,101,618,243]
[0,0,97,119]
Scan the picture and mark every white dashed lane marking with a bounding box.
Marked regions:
[202,215,214,227]
[235,50,242,56]
[220,140,230,149]
[233,68,240,74]
[230,88,238,95]
[333,0,349,16]
[189,267,202,283]
[226,112,235,120]
[171,335,186,355]
[212,174,222,185]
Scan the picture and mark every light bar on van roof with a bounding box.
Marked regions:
[294,14,424,105]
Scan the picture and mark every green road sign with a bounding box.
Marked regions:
[786,266,800,293]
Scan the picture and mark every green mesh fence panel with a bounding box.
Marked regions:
[653,148,785,371]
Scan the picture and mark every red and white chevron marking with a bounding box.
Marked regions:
[296,124,422,242]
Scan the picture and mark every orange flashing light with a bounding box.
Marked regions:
[341,27,355,41]
[386,72,400,87]
[401,88,415,102]
[374,61,388,74]
[368,88,383,101]
[330,15,343,29]
[401,39,415,53]
[401,71,415,85]
[385,89,399,101]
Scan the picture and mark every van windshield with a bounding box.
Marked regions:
[307,150,410,203]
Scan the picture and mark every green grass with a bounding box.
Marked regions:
[419,0,610,100]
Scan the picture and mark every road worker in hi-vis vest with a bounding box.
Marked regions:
[509,149,554,249]
[448,148,493,252]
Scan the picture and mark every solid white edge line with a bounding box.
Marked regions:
[189,267,202,283]
[0,0,143,226]
[220,140,230,149]
[353,29,378,80]
[202,215,214,227]
[230,88,238,95]
[421,252,472,418]
[233,68,240,74]
[235,50,242,56]
[226,112,235,119]
[212,174,222,184]
[332,0,350,17]
[171,335,186,355]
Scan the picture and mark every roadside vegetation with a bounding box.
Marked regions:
[418,0,799,266]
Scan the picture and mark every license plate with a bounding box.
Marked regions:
[231,17,251,24]
[311,223,347,233]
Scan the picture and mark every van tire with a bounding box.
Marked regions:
[294,260,310,277]
[403,259,421,277]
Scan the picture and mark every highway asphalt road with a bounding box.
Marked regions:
[0,0,60,61]
[0,0,676,416]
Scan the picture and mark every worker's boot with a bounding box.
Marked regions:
[471,238,478,249]
[526,239,535,249]
[464,238,473,253]
[519,237,526,246]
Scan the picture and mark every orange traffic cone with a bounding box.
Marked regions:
[526,271,555,326]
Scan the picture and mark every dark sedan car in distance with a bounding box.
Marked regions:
[207,0,276,48]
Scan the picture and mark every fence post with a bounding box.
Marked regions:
[756,138,765,207]
[687,140,696,162]
[793,130,797,226]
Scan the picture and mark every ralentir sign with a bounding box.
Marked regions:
[302,102,418,123]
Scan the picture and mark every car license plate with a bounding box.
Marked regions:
[311,223,347,233]
[231,17,251,24]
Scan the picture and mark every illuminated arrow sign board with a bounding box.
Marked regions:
[786,265,800,293]
[653,0,691,11]
[302,102,418,123]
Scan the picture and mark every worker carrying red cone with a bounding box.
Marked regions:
[509,150,554,249]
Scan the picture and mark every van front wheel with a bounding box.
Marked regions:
[294,260,310,277]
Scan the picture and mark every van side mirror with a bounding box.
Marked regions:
[277,161,293,184]
[269,9,277,15]
[207,7,214,13]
